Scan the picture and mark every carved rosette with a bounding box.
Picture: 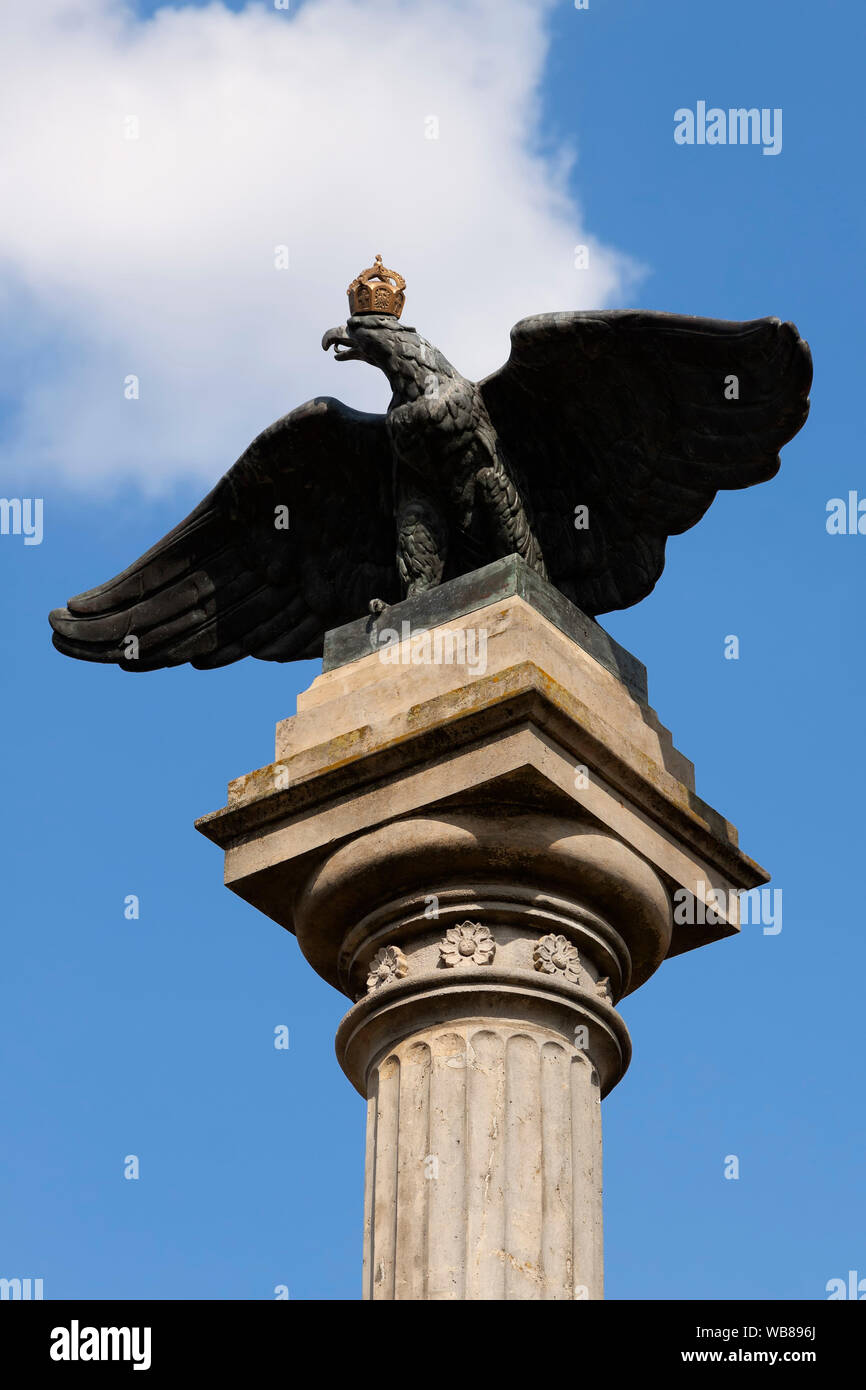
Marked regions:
[366,944,409,993]
[287,810,673,1303]
[533,932,584,983]
[439,921,496,967]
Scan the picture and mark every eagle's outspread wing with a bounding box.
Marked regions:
[50,397,397,670]
[479,311,812,615]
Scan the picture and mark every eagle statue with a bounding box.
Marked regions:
[49,255,812,671]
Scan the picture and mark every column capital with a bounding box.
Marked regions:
[295,809,669,1097]
[196,556,771,1300]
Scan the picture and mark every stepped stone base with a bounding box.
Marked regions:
[197,554,768,1300]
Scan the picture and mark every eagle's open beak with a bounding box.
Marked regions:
[322,324,360,361]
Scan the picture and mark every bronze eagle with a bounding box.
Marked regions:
[49,256,812,671]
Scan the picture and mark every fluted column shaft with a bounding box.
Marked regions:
[198,576,764,1302]
[363,1021,602,1300]
[298,810,671,1301]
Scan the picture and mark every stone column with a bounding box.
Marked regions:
[197,555,768,1301]
[303,812,667,1300]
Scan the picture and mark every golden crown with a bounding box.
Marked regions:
[347,254,405,318]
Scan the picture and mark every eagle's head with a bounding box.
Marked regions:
[321,313,414,371]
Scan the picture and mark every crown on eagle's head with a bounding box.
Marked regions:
[347,254,406,318]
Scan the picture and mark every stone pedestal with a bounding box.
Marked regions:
[196,555,768,1301]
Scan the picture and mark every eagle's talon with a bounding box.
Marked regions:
[368,598,388,617]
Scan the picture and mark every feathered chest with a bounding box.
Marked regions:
[385,381,487,486]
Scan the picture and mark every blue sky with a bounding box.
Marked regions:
[2,0,864,1300]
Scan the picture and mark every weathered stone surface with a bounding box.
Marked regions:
[306,809,655,1301]
[362,1022,603,1300]
[198,575,766,964]
[196,565,769,1299]
[323,553,649,702]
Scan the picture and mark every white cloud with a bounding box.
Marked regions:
[1,0,640,495]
